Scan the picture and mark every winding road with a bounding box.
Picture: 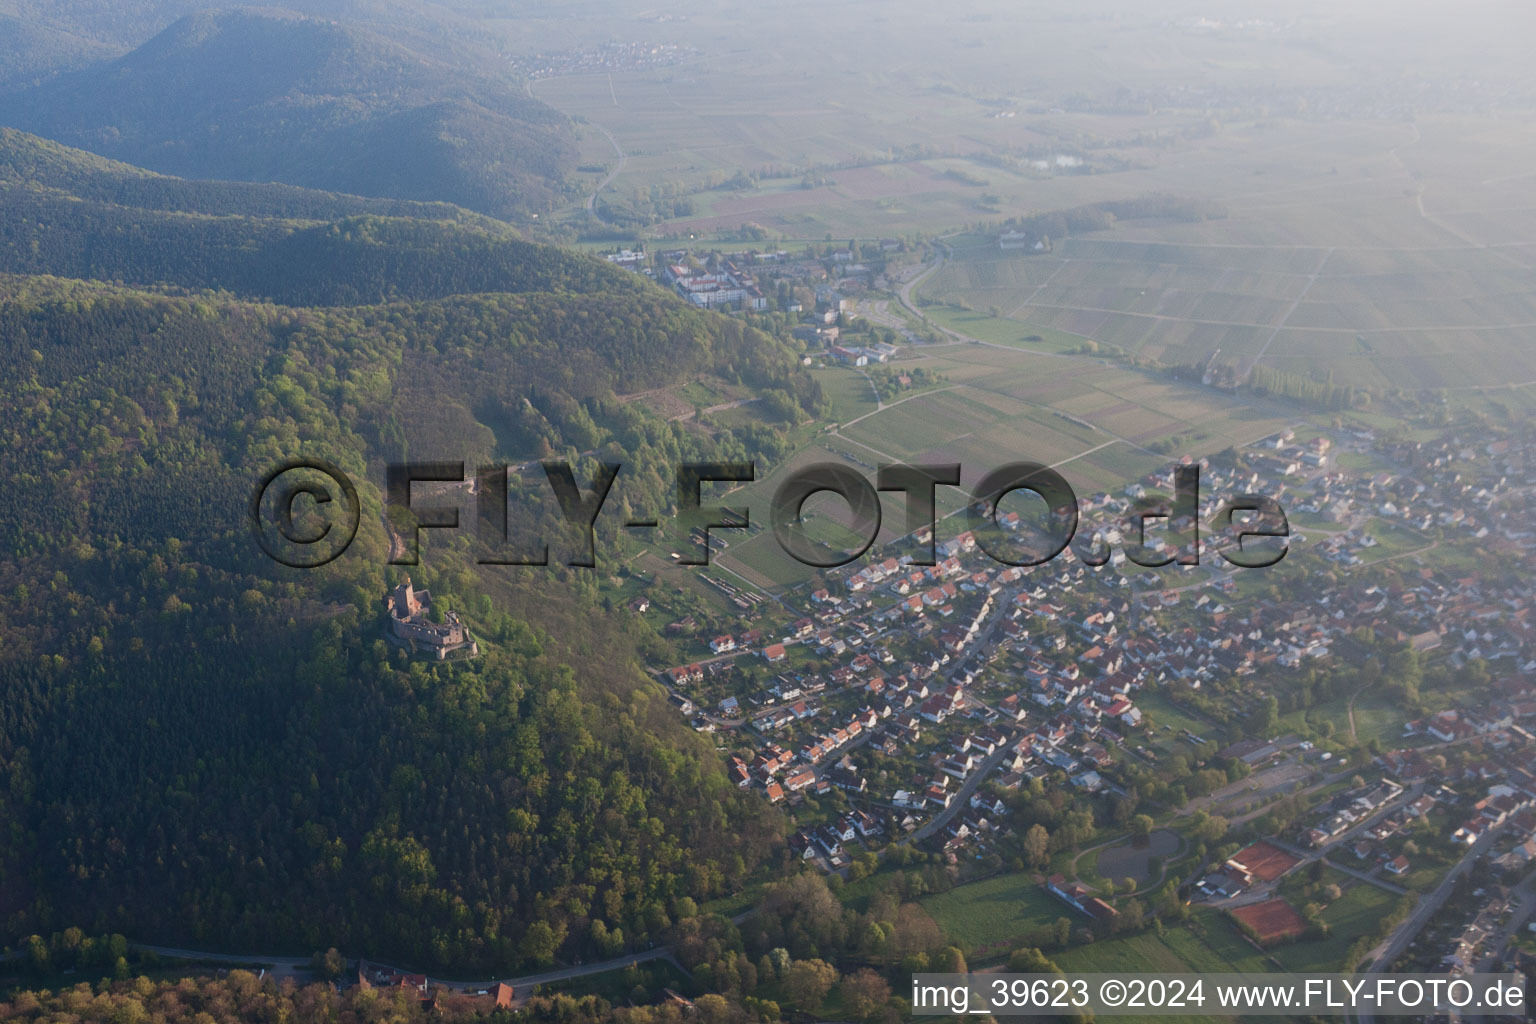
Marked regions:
[0,931,715,996]
[132,942,684,992]
[584,123,627,223]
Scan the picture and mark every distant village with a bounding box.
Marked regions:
[605,241,926,366]
[507,41,698,80]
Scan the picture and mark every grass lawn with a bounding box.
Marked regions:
[1052,907,1269,975]
[680,380,726,406]
[1360,518,1433,562]
[1400,866,1445,892]
[919,304,1093,355]
[700,881,768,919]
[811,366,880,422]
[1137,690,1220,744]
[1053,929,1195,974]
[1273,686,1410,747]
[1334,450,1380,472]
[1292,510,1349,535]
[920,871,1069,952]
[1348,689,1413,747]
[1271,878,1401,972]
[1073,849,1103,887]
[1042,913,1273,1024]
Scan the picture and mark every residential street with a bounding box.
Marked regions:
[906,738,1017,845]
[1356,827,1500,1024]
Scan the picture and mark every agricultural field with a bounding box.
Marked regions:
[530,17,1536,607]
[524,8,1536,686]
[701,439,880,591]
[521,3,1536,404]
[918,116,1536,391]
[533,40,1227,243]
[524,0,1536,247]
[711,346,1295,589]
[906,343,1296,456]
[916,305,1091,355]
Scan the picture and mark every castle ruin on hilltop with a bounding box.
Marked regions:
[384,577,479,660]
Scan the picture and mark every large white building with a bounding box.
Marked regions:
[665,262,768,310]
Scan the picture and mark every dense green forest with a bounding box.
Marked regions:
[0,14,114,87]
[0,0,504,87]
[0,127,480,220]
[1247,364,1359,411]
[0,143,822,971]
[0,190,645,306]
[0,127,652,305]
[0,10,578,218]
[0,869,1074,1023]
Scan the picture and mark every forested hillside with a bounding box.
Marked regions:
[0,13,115,86]
[0,127,478,219]
[0,0,504,87]
[0,152,818,971]
[0,9,578,218]
[0,128,660,305]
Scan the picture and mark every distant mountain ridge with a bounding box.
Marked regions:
[0,125,479,219]
[0,8,578,218]
[0,126,638,305]
[0,12,117,87]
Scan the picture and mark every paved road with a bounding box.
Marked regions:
[121,942,685,991]
[1365,826,1498,974]
[1319,856,1409,896]
[0,944,302,972]
[662,671,873,732]
[1357,828,1499,1024]
[1463,870,1536,1024]
[1,922,723,995]
[1473,868,1536,976]
[28,938,690,995]
[1280,782,1421,859]
[894,247,946,318]
[901,588,1030,846]
[906,738,1015,845]
[584,123,627,222]
[437,946,681,992]
[851,297,910,331]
